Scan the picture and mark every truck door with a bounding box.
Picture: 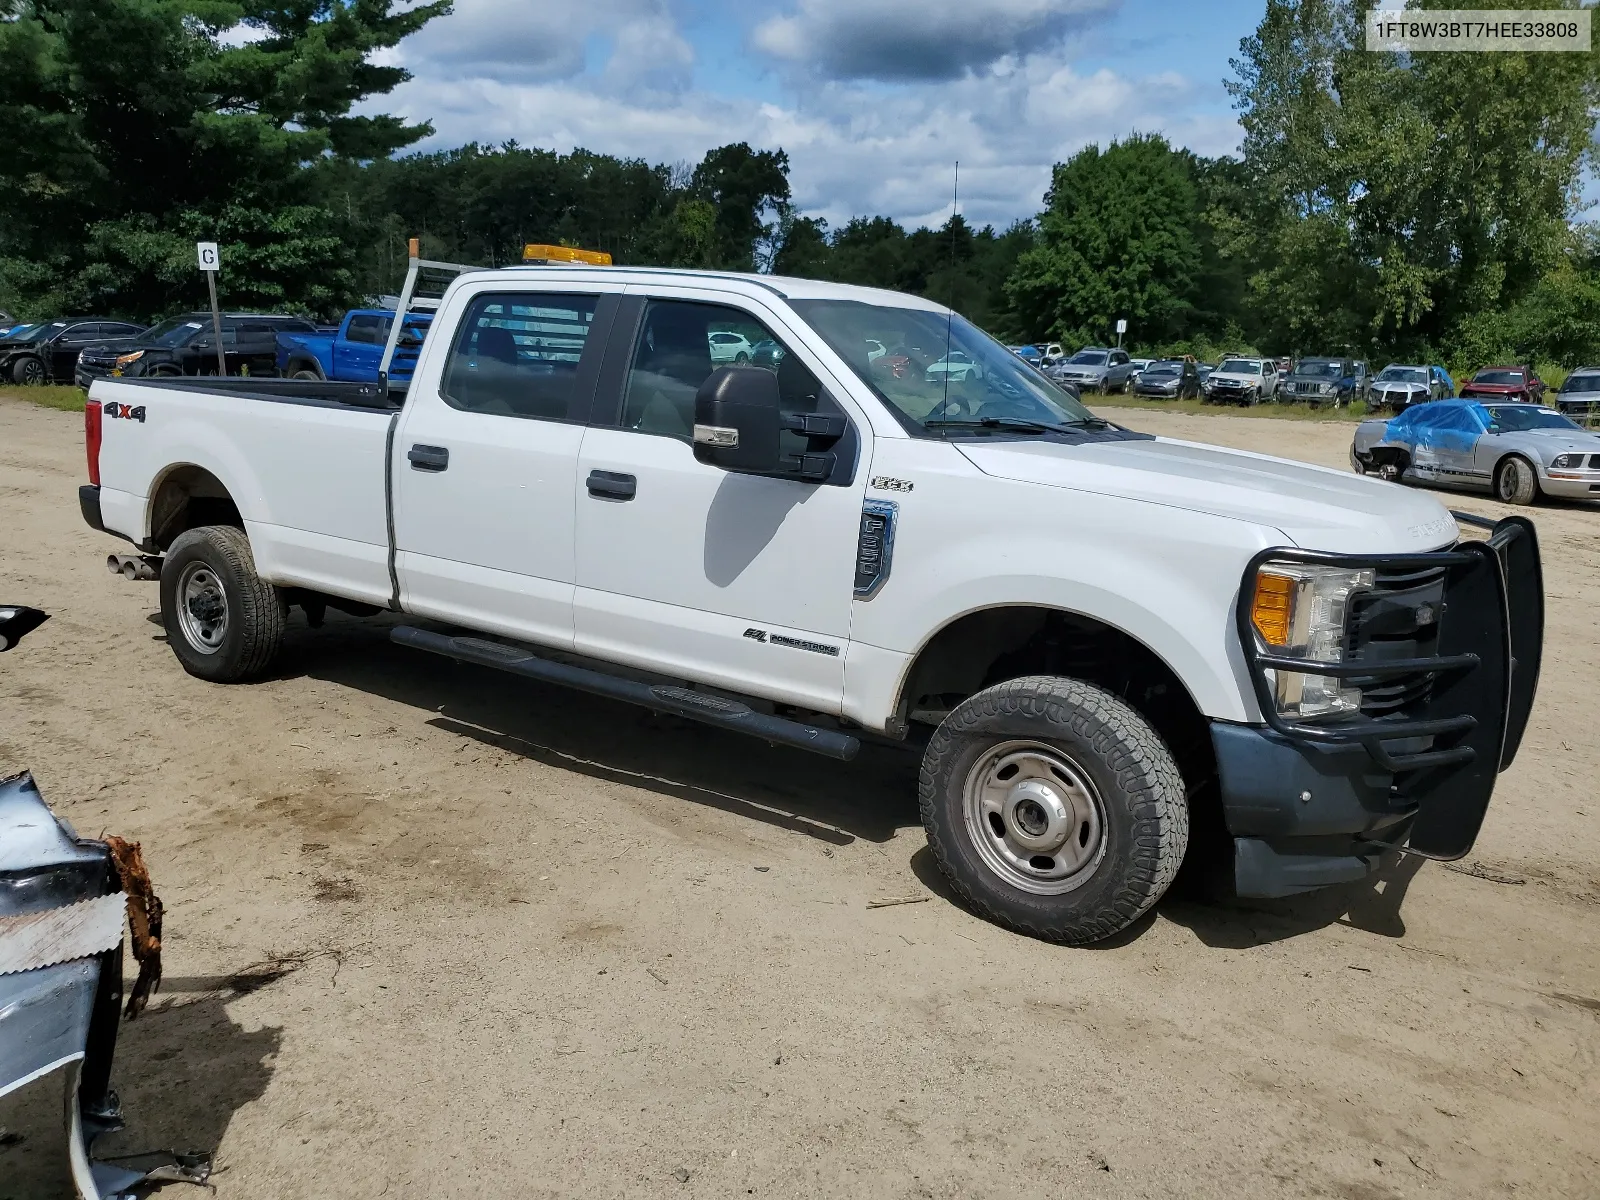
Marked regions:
[338,314,387,380]
[391,287,618,650]
[572,290,867,714]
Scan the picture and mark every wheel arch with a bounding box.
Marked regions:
[890,602,1227,882]
[146,462,244,550]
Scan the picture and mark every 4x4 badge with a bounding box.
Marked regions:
[870,476,912,493]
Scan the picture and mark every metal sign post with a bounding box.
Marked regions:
[196,242,226,377]
[1115,318,1127,349]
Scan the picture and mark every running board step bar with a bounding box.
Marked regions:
[390,626,861,761]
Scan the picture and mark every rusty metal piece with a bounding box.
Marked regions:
[104,836,163,1018]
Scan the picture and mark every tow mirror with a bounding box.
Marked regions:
[0,606,49,652]
[692,366,845,482]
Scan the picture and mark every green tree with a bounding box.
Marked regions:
[1006,133,1204,347]
[1227,0,1600,359]
[0,0,448,320]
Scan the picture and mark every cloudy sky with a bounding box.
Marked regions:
[374,0,1266,231]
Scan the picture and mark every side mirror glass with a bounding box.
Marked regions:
[0,606,49,652]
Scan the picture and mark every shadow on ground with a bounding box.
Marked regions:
[219,609,1434,950]
[0,992,278,1199]
[279,612,922,846]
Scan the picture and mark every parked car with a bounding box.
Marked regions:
[276,308,433,387]
[78,265,1542,945]
[925,350,984,383]
[1554,366,1600,425]
[1352,398,1600,505]
[1275,357,1293,376]
[2,317,147,385]
[1127,357,1154,378]
[708,330,754,364]
[1201,356,1277,405]
[1010,344,1044,368]
[1049,346,1137,393]
[1280,357,1367,407]
[1132,359,1200,400]
[76,312,318,384]
[1196,362,1217,384]
[1458,365,1545,404]
[1039,341,1065,364]
[750,338,787,368]
[1367,363,1450,412]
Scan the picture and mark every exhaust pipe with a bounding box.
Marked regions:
[106,554,161,582]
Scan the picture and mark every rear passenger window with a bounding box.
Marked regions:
[346,315,389,345]
[620,300,828,446]
[442,293,598,420]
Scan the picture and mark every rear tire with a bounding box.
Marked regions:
[290,367,323,381]
[160,525,286,682]
[919,677,1189,945]
[1494,455,1540,506]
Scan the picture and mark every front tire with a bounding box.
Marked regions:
[1494,455,1540,506]
[919,677,1189,945]
[160,525,286,682]
[9,355,44,385]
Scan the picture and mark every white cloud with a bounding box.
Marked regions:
[404,0,692,89]
[752,0,1120,81]
[377,0,1242,229]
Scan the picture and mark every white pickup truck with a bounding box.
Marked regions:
[78,265,1544,944]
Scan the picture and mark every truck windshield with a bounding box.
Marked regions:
[1560,372,1600,394]
[789,299,1096,435]
[143,317,206,346]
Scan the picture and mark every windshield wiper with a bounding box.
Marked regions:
[925,416,1114,435]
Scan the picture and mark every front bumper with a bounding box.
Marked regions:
[1221,514,1542,896]
[1539,466,1600,499]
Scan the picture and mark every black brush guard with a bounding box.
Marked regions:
[1235,514,1542,860]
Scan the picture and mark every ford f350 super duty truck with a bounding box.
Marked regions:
[76,264,1544,945]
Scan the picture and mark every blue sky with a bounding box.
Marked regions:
[377,0,1271,231]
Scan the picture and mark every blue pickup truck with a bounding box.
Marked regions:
[276,308,432,385]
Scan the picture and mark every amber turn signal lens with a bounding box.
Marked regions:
[1251,571,1295,647]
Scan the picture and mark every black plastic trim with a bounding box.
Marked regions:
[78,484,105,532]
[391,625,860,760]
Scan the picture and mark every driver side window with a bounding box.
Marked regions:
[620,301,832,451]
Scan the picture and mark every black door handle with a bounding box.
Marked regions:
[408,444,449,472]
[586,470,636,500]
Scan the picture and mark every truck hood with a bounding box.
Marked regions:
[1206,372,1259,386]
[957,435,1457,553]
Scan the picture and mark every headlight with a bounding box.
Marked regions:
[115,350,144,366]
[1250,563,1374,719]
[1551,453,1583,469]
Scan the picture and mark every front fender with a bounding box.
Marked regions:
[846,449,1281,724]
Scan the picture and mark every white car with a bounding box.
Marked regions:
[707,330,753,364]
[1202,356,1279,405]
[80,266,1542,947]
[924,350,983,382]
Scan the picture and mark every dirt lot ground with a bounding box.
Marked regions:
[2,397,1597,1199]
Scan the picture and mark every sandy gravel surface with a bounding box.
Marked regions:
[2,397,1596,1198]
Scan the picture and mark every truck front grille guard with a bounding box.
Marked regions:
[1234,514,1541,777]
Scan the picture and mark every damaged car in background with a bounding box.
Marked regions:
[1351,399,1600,505]
[1366,364,1452,413]
[0,605,210,1198]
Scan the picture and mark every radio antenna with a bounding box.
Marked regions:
[941,161,958,414]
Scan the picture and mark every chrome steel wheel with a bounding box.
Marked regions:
[962,740,1107,895]
[176,561,228,654]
